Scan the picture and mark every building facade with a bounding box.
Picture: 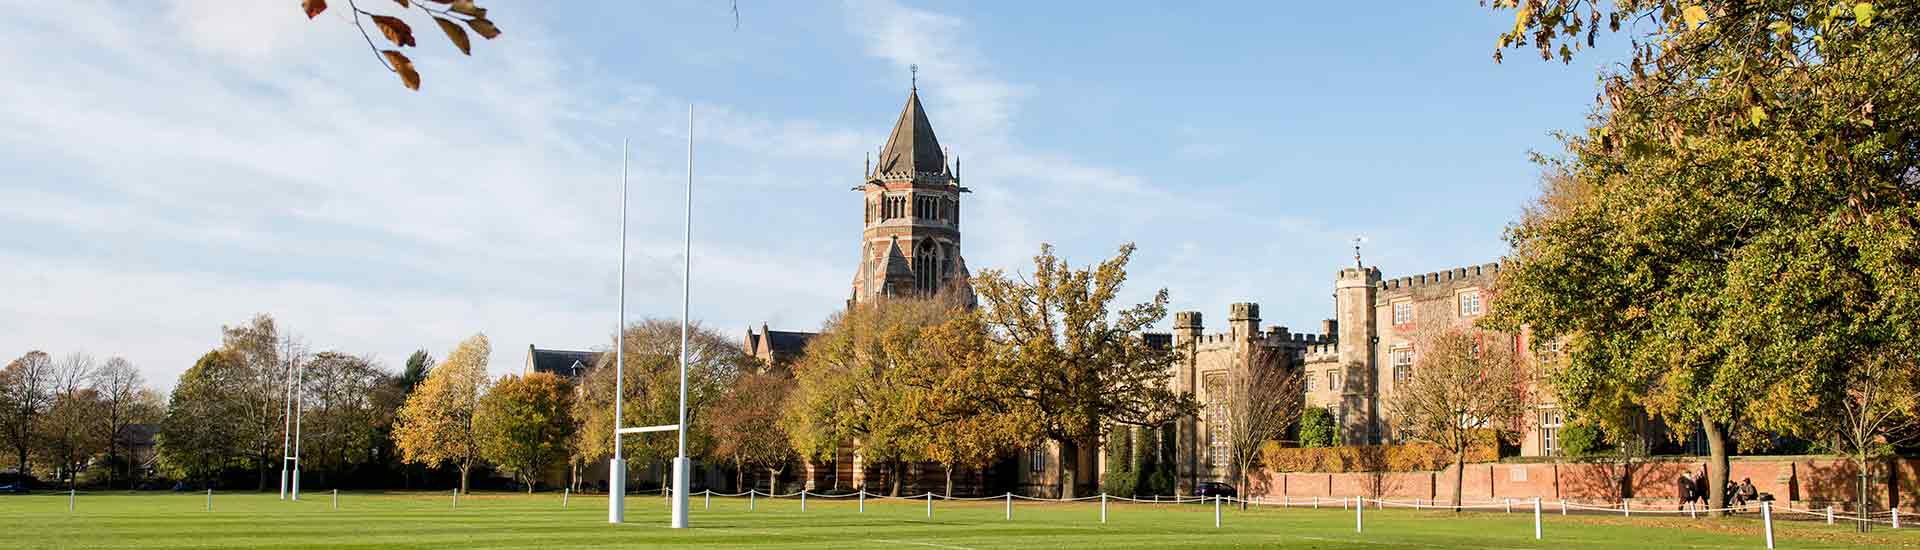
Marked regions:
[1168,259,1564,491]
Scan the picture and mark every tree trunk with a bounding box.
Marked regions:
[769,467,780,495]
[889,461,903,497]
[1702,418,1730,518]
[1451,446,1467,512]
[1059,438,1077,500]
[257,457,269,492]
[735,464,745,494]
[459,463,471,495]
[945,464,954,498]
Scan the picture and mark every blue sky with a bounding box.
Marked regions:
[0,1,1625,389]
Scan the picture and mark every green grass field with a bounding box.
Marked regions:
[2,490,1914,549]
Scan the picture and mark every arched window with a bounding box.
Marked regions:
[915,241,938,292]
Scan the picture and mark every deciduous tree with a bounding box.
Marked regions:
[1385,326,1532,511]
[972,243,1194,498]
[573,320,745,493]
[475,372,574,493]
[158,351,249,486]
[710,370,796,494]
[94,357,161,489]
[301,352,400,485]
[1485,0,1920,517]
[394,334,490,494]
[1,351,54,479]
[1223,345,1304,508]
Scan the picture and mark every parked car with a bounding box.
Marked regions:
[0,483,29,494]
[1192,481,1236,498]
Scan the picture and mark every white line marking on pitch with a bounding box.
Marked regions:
[865,538,978,550]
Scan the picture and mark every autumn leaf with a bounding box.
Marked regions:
[393,0,408,7]
[434,17,471,55]
[383,50,421,90]
[303,0,327,19]
[450,0,487,18]
[373,15,416,48]
[1682,5,1708,28]
[466,17,501,39]
[1854,2,1876,27]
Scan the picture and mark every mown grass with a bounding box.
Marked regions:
[1,490,1913,548]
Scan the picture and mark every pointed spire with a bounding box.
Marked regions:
[874,86,946,178]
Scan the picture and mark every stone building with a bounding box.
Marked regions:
[1167,257,1565,492]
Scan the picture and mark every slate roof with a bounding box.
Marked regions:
[527,346,601,379]
[873,90,947,177]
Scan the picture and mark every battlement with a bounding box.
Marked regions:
[1377,262,1501,291]
[1304,342,1341,362]
[1174,311,1203,330]
[1188,329,1328,346]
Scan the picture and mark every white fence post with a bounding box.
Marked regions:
[749,490,756,512]
[332,489,338,510]
[1533,498,1542,540]
[858,490,864,513]
[69,488,74,512]
[563,487,570,508]
[1893,508,1901,529]
[926,492,932,518]
[1314,497,1320,509]
[801,490,807,513]
[1005,492,1012,520]
[703,489,709,510]
[1560,499,1567,516]
[1214,495,1222,528]
[1505,498,1512,514]
[1101,493,1108,524]
[206,488,213,512]
[452,488,458,510]
[1284,495,1290,508]
[1355,497,1364,533]
[1622,501,1629,517]
[1762,501,1775,549]
[1827,504,1834,525]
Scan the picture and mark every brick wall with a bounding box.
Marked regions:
[1252,457,1920,510]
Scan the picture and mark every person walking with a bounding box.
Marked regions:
[1676,473,1695,511]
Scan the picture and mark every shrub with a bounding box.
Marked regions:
[1298,407,1337,448]
[1557,423,1605,458]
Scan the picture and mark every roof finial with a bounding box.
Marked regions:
[1352,236,1369,268]
[910,64,918,92]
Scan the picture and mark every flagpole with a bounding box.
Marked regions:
[670,104,693,529]
[609,138,629,524]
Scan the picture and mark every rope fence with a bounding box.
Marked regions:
[685,488,1908,547]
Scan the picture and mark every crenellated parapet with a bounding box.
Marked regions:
[1377,262,1501,291]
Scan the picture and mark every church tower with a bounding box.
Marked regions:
[850,81,972,304]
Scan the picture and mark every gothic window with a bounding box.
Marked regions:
[1392,301,1412,325]
[1305,374,1316,392]
[1457,290,1483,317]
[1204,374,1228,468]
[1391,348,1414,386]
[915,241,938,292]
[1326,370,1340,391]
[1029,445,1045,473]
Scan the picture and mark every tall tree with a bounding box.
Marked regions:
[573,320,745,494]
[710,370,797,494]
[475,372,574,493]
[36,388,105,487]
[94,357,159,489]
[401,350,435,394]
[1799,352,1920,525]
[1486,0,1920,517]
[784,298,963,496]
[394,334,491,494]
[972,243,1194,498]
[158,351,249,486]
[220,314,298,492]
[1222,345,1305,509]
[1,351,54,479]
[301,352,400,486]
[909,309,1033,498]
[1385,326,1533,511]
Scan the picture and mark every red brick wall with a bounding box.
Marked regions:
[1254,457,1920,510]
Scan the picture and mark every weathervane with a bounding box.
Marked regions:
[910,64,918,91]
[1352,236,1368,268]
